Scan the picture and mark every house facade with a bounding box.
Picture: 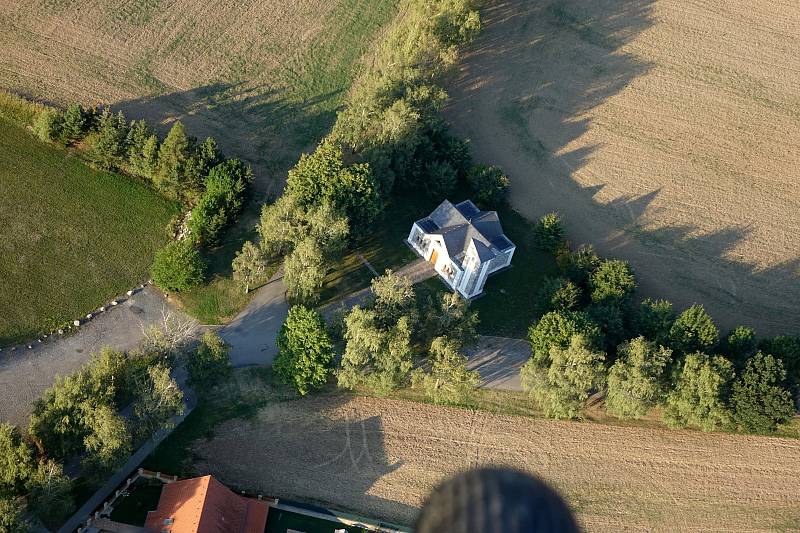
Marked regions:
[407,199,515,298]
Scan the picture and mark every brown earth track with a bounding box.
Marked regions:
[443,0,800,335]
[193,395,800,531]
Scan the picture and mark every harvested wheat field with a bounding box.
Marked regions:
[193,395,800,531]
[444,0,800,335]
[0,0,396,193]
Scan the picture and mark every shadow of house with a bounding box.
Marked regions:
[444,0,800,335]
[189,394,419,526]
[114,82,345,198]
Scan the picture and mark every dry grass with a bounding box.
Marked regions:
[0,0,397,195]
[444,0,800,335]
[192,392,800,530]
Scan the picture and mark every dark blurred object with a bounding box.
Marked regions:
[416,467,580,533]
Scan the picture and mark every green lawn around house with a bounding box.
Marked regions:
[0,117,178,344]
[319,189,559,338]
[266,508,367,533]
[109,480,164,526]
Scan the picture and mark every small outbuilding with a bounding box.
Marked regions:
[407,199,515,298]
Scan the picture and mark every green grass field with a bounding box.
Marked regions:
[0,118,177,344]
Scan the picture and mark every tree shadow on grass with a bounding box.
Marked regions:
[444,0,800,335]
[115,82,344,198]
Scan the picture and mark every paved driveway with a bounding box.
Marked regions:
[220,267,289,367]
[465,335,531,391]
[0,286,182,427]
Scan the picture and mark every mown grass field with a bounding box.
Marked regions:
[0,0,398,193]
[0,118,177,344]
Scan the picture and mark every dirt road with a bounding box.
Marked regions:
[444,0,800,335]
[193,395,800,530]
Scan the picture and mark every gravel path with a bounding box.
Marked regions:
[0,286,184,427]
[219,267,289,368]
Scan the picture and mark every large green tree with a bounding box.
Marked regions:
[274,306,335,395]
[669,305,719,354]
[283,237,326,305]
[605,337,672,419]
[422,291,478,347]
[521,334,605,419]
[286,139,381,230]
[187,159,253,245]
[337,307,414,395]
[370,269,417,328]
[412,336,479,406]
[527,310,602,366]
[730,352,794,434]
[663,352,733,431]
[633,298,675,347]
[126,120,159,180]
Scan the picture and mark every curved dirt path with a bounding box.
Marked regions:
[444,0,800,335]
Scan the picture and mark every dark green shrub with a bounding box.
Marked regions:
[150,241,206,292]
[274,305,335,395]
[731,352,794,434]
[533,212,565,252]
[633,298,675,346]
[466,164,509,206]
[669,304,718,354]
[589,259,636,303]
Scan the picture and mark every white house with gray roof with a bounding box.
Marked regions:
[406,199,515,298]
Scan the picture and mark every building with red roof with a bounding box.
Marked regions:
[144,475,268,533]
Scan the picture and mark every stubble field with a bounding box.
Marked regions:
[192,393,800,531]
[0,0,397,195]
[444,0,800,335]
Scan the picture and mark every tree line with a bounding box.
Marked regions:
[29,101,254,295]
[0,320,231,531]
[228,0,503,303]
[522,213,799,433]
[273,270,481,407]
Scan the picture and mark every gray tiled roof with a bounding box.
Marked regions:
[414,199,514,266]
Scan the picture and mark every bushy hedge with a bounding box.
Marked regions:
[522,224,799,433]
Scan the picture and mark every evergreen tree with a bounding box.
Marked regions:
[274,306,335,395]
[589,259,636,303]
[90,109,128,170]
[156,121,191,200]
[533,212,564,253]
[723,326,758,369]
[126,120,159,179]
[60,103,87,144]
[633,298,675,346]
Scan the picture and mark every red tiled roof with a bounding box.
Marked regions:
[144,475,269,533]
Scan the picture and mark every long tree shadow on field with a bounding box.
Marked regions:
[115,82,344,198]
[444,0,800,335]
[190,394,420,526]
